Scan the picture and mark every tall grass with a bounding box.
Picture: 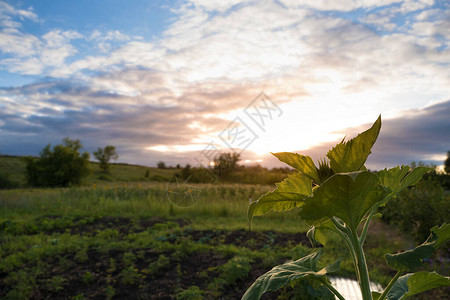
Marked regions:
[0,183,309,232]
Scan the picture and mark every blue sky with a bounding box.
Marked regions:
[0,0,449,170]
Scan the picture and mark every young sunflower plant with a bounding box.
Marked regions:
[243,116,449,300]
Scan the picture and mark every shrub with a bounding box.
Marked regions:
[0,173,17,189]
[381,179,449,243]
[25,138,90,187]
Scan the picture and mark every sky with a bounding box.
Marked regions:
[0,0,449,170]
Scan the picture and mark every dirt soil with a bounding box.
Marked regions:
[0,216,311,299]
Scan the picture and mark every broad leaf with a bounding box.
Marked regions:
[429,223,450,248]
[327,115,381,173]
[385,223,450,271]
[378,166,431,194]
[385,244,434,271]
[307,219,340,246]
[387,272,450,300]
[272,152,320,183]
[398,167,432,191]
[377,165,410,193]
[241,250,340,300]
[248,172,312,222]
[299,171,387,230]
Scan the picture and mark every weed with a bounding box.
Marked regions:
[176,285,205,300]
[104,285,115,300]
[122,251,136,267]
[120,266,140,285]
[82,271,94,284]
[46,275,67,292]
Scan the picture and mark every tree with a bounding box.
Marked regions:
[181,164,191,179]
[445,151,450,174]
[93,145,118,173]
[157,161,166,169]
[25,138,91,187]
[213,152,241,178]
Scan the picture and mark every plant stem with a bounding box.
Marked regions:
[321,278,346,300]
[350,228,372,300]
[378,271,402,300]
[360,193,396,245]
[359,207,376,245]
[330,217,362,282]
[330,218,363,287]
[331,217,346,232]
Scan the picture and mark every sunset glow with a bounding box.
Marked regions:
[0,0,449,169]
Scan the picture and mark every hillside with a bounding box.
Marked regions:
[0,155,179,187]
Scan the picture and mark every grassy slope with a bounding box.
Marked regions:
[0,155,178,186]
[0,155,27,185]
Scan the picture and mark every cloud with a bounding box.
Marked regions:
[0,1,449,168]
[291,101,450,170]
[0,1,38,28]
[369,100,450,168]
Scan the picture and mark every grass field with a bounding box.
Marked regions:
[0,155,178,187]
[0,156,448,299]
[0,182,428,299]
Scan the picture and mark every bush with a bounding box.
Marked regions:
[25,138,91,187]
[381,178,450,243]
[0,173,17,189]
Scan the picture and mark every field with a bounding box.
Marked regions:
[0,155,178,187]
[0,156,448,299]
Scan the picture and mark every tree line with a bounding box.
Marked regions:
[2,138,449,188]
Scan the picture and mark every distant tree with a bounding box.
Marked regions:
[445,151,450,174]
[157,161,166,169]
[25,138,91,187]
[93,145,118,173]
[213,152,241,178]
[181,164,191,179]
[176,164,181,169]
[0,173,16,189]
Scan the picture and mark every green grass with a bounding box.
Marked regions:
[0,155,27,185]
[0,183,318,299]
[0,155,179,187]
[0,183,307,232]
[0,180,436,299]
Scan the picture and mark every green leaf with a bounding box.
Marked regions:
[372,291,381,300]
[385,223,450,271]
[387,272,450,300]
[241,250,340,300]
[307,220,339,246]
[378,166,431,194]
[248,172,312,221]
[377,165,410,193]
[272,152,320,183]
[398,167,432,191]
[299,171,387,230]
[327,115,381,173]
[385,244,434,272]
[429,223,450,248]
